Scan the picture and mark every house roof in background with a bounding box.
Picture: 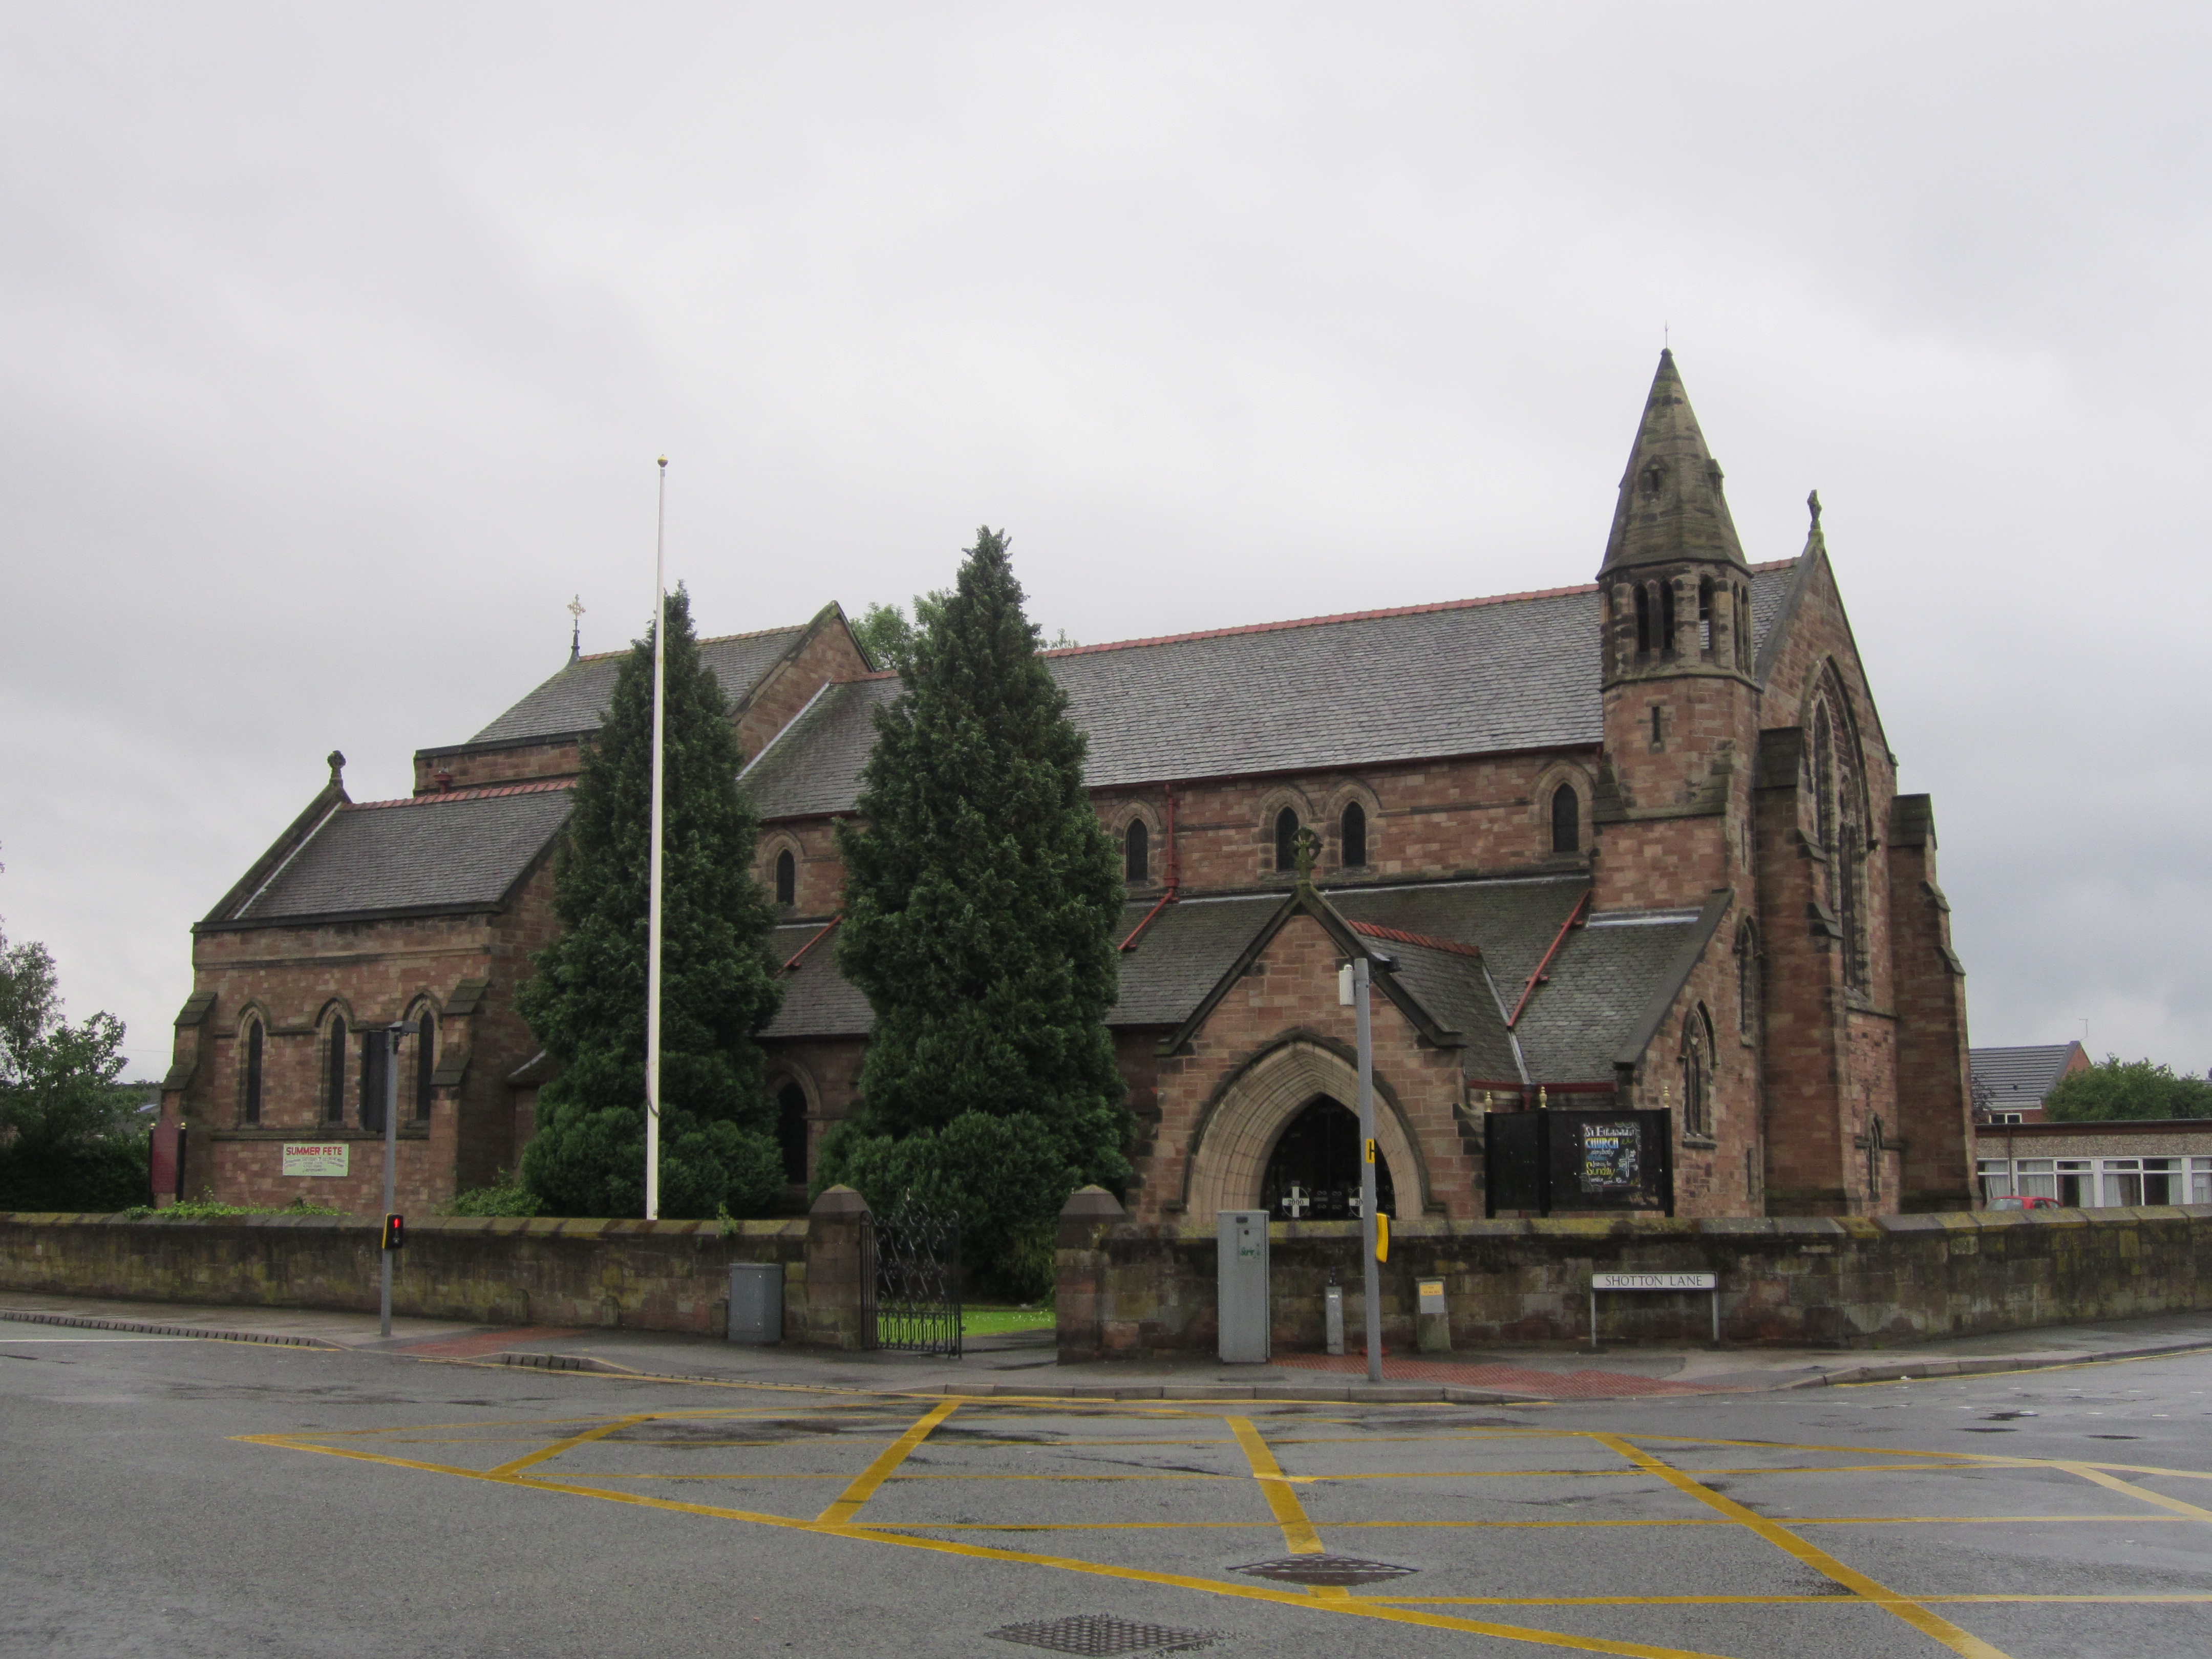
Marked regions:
[1969,1042,2088,1105]
[460,625,811,748]
[740,562,1799,820]
[211,782,573,927]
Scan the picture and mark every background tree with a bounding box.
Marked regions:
[2043,1055,2212,1121]
[825,528,1129,1293]
[519,586,787,1219]
[0,896,147,1211]
[853,590,1075,673]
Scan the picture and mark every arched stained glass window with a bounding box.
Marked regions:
[774,848,796,907]
[1736,921,1761,1040]
[415,1009,437,1121]
[1681,1008,1713,1138]
[1813,704,1836,850]
[1550,784,1579,854]
[1341,802,1367,868]
[1274,807,1300,873]
[360,1026,388,1133]
[242,1018,264,1126]
[324,1015,347,1126]
[1124,819,1149,883]
[776,1082,810,1184]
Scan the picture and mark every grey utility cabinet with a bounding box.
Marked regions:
[1217,1209,1271,1364]
[727,1261,784,1345]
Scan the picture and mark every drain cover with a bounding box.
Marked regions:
[1235,1555,1419,1587]
[987,1614,1223,1654]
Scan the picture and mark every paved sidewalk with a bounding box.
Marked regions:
[4,1289,2208,1400]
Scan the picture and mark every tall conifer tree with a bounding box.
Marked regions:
[834,528,1131,1190]
[519,587,786,1218]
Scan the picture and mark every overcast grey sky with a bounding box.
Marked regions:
[2,5,2205,1078]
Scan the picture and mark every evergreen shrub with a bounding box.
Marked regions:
[816,1110,1072,1301]
[519,586,787,1219]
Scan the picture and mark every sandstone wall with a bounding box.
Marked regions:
[1055,1205,2212,1358]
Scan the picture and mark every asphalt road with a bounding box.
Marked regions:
[6,1316,2209,1659]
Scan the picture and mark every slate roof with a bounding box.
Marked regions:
[741,563,1800,820]
[754,874,1710,1082]
[762,922,877,1039]
[1970,1043,2087,1109]
[1520,907,1708,1081]
[217,783,574,926]
[461,626,810,748]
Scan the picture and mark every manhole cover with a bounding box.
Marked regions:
[1235,1554,1419,1587]
[987,1614,1223,1654]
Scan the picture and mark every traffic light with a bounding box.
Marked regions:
[381,1213,405,1251]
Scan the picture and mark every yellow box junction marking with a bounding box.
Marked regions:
[237,1396,2212,1659]
[1592,1433,2013,1659]
[1227,1417,1326,1556]
[817,1398,959,1524]
[490,1413,653,1478]
[2056,1461,2212,1521]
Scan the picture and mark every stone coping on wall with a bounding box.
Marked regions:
[1078,1206,2212,1242]
[0,1211,809,1239]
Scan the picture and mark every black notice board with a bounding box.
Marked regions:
[1484,1107,1673,1216]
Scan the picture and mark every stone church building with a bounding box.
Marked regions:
[159,354,1978,1222]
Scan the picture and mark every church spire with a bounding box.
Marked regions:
[1598,351,1749,577]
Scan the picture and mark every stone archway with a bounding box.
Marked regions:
[1181,1038,1427,1221]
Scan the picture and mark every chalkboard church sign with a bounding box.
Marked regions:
[1484,1106,1674,1217]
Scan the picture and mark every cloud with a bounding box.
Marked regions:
[1,3,2206,1072]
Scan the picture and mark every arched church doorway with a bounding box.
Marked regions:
[1261,1096,1395,1221]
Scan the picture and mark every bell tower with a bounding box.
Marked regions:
[1591,352,1761,909]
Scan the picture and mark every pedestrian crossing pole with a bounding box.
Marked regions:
[1354,954,1383,1386]
[645,456,668,1221]
[379,1024,400,1338]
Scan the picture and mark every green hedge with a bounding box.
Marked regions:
[0,1137,150,1214]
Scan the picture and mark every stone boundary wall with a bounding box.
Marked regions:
[0,1211,821,1341]
[1055,1191,2212,1358]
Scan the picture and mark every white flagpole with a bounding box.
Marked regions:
[646,456,668,1221]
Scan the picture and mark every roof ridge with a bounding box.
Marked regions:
[827,562,1797,680]
[1350,920,1482,959]
[350,780,576,811]
[573,621,806,664]
[1040,583,1601,661]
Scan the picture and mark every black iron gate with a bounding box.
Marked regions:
[861,1195,963,1357]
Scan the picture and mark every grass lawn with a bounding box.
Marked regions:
[962,1305,1055,1335]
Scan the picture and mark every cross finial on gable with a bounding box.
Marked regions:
[1806,489,1822,528]
[1292,825,1322,884]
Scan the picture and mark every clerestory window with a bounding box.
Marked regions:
[1550,784,1580,854]
[1341,802,1368,868]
